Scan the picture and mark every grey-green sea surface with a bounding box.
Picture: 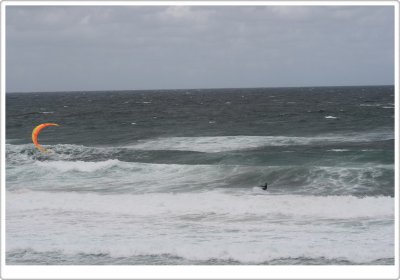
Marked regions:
[6,86,395,265]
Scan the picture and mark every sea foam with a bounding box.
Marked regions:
[7,191,394,264]
[126,132,393,153]
[7,190,393,219]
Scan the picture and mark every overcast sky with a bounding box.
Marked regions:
[6,5,395,92]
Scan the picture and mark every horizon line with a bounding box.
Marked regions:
[5,84,395,94]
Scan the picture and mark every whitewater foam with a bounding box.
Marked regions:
[6,190,394,219]
[6,191,394,264]
[126,132,393,153]
[35,159,120,172]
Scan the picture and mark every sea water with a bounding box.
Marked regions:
[6,86,394,265]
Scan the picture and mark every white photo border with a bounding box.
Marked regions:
[1,1,398,279]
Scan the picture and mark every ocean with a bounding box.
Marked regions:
[5,86,395,265]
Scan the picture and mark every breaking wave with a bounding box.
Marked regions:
[125,132,393,153]
[6,190,394,264]
[6,141,393,196]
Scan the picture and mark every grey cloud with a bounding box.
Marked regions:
[6,5,394,92]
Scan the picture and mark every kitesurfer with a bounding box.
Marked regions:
[261,182,268,190]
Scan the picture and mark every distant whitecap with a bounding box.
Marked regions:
[328,149,349,152]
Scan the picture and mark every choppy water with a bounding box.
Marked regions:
[6,86,395,265]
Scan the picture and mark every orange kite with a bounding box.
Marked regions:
[32,123,59,152]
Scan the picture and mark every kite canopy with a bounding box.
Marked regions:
[32,123,59,152]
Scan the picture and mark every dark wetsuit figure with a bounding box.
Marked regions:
[261,183,268,190]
